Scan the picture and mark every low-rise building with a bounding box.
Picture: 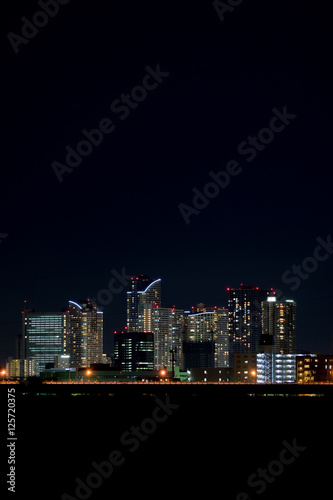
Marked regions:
[296,354,333,383]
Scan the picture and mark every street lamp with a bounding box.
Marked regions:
[1,370,6,381]
[251,370,257,383]
[86,369,91,382]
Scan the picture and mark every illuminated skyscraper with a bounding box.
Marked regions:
[227,284,272,362]
[149,306,185,370]
[126,275,161,332]
[262,297,296,354]
[214,307,229,367]
[22,309,68,373]
[183,305,229,368]
[68,300,103,368]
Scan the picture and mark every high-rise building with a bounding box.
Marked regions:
[186,310,215,342]
[149,306,185,369]
[22,309,68,373]
[184,308,215,369]
[113,331,154,371]
[126,275,161,332]
[214,307,229,368]
[262,297,296,354]
[68,300,103,368]
[183,305,229,368]
[227,284,272,362]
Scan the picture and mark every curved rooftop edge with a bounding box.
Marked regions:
[68,300,82,310]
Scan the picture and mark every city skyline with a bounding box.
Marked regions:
[4,275,324,372]
[2,1,333,373]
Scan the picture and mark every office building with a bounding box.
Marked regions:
[67,300,103,368]
[262,297,296,354]
[126,275,161,332]
[227,284,272,362]
[22,309,68,373]
[113,331,154,371]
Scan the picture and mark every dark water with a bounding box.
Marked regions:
[1,386,331,499]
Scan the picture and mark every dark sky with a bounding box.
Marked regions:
[1,0,333,365]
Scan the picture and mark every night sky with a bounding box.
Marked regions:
[1,0,333,366]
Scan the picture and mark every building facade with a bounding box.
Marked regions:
[113,331,154,371]
[184,306,229,368]
[68,300,103,368]
[126,275,161,332]
[149,306,185,370]
[262,297,296,354]
[256,353,297,383]
[227,284,272,362]
[296,354,333,383]
[5,357,38,379]
[233,353,257,382]
[188,367,233,382]
[22,309,68,373]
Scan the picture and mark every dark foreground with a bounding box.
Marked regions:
[1,382,332,499]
